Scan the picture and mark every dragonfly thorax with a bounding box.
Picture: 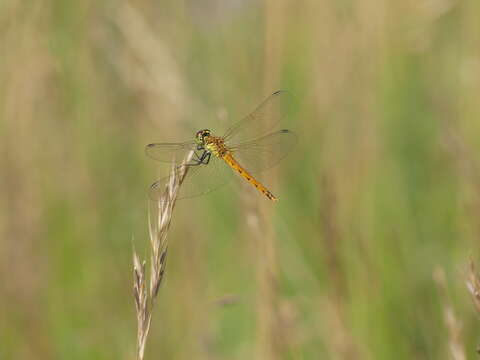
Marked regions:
[195,129,227,157]
[205,136,227,157]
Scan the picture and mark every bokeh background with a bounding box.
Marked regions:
[2,0,480,359]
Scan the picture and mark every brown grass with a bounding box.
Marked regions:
[433,267,466,360]
[133,152,193,360]
[467,260,480,315]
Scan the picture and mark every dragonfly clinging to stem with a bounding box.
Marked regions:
[145,90,296,201]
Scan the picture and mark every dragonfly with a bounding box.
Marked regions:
[145,90,296,201]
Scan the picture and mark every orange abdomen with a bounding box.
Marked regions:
[222,153,277,201]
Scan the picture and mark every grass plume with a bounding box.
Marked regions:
[133,152,192,360]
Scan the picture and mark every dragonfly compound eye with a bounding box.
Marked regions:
[199,129,210,138]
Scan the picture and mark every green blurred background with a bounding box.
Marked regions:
[2,0,480,359]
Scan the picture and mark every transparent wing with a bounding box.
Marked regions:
[148,155,235,201]
[229,129,297,175]
[145,141,197,163]
[222,90,290,144]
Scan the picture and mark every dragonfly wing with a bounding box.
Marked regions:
[222,90,290,143]
[148,155,235,201]
[145,141,197,163]
[229,129,297,175]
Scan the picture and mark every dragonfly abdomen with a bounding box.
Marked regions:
[222,153,277,201]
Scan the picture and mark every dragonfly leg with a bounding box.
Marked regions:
[193,150,203,162]
[202,152,211,165]
[188,150,210,166]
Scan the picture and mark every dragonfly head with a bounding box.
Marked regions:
[195,129,211,145]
